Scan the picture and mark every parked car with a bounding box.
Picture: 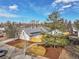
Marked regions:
[0,50,8,57]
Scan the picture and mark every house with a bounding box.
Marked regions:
[19,30,30,41]
[71,26,79,37]
[0,27,5,33]
[72,26,78,36]
[51,29,63,35]
[19,27,47,41]
[0,27,5,38]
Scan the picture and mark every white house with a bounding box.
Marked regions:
[0,27,5,37]
[72,26,79,37]
[19,27,47,41]
[0,27,5,31]
[51,29,63,35]
[20,30,30,41]
[71,25,79,37]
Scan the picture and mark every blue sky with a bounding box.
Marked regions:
[0,0,79,23]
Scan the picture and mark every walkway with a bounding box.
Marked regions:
[0,38,17,46]
[59,49,74,59]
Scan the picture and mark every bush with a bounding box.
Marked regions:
[43,34,70,47]
[28,46,46,56]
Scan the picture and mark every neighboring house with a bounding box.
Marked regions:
[19,27,47,41]
[51,29,63,35]
[20,30,30,41]
[0,28,5,31]
[72,26,78,36]
[0,27,5,37]
[71,26,79,37]
[23,27,47,37]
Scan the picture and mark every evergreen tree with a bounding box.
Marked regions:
[74,20,79,29]
[5,21,18,38]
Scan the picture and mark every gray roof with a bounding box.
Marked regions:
[24,27,46,36]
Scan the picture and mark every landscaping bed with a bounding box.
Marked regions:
[45,47,62,59]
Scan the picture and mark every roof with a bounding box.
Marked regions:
[51,29,63,34]
[20,30,30,41]
[24,27,47,36]
[52,29,62,32]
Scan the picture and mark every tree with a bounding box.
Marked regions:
[5,21,19,38]
[30,20,39,28]
[45,11,67,32]
[43,11,70,47]
[48,11,60,22]
[67,21,73,33]
[56,37,70,47]
[45,11,59,30]
[43,34,70,48]
[74,20,79,29]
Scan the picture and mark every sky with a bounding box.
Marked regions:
[0,0,79,23]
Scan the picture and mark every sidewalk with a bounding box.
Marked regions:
[12,54,49,59]
[0,38,17,46]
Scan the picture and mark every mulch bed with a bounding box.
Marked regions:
[7,39,25,46]
[45,47,62,59]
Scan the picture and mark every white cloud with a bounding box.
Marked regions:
[51,2,57,7]
[0,8,18,18]
[0,13,18,18]
[59,4,72,11]
[51,0,79,7]
[54,0,79,3]
[9,4,18,10]
[62,4,72,8]
[51,0,78,12]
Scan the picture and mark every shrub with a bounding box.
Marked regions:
[43,34,70,47]
[28,46,46,56]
